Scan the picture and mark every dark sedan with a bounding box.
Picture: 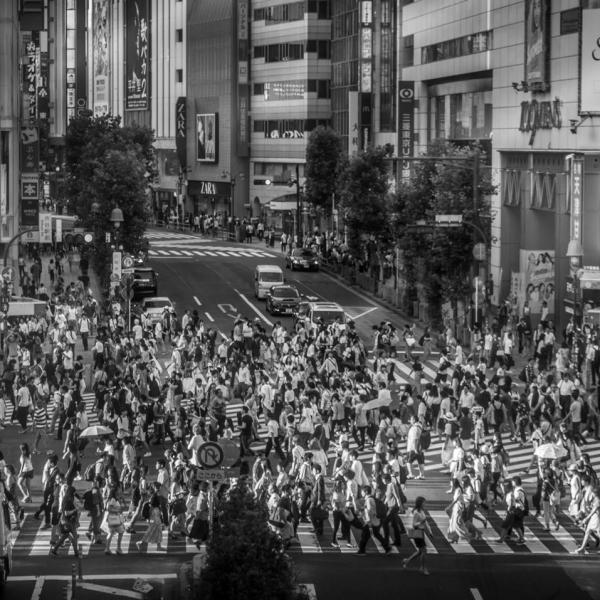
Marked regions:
[265,285,302,315]
[285,248,320,271]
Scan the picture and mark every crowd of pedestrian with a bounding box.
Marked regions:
[0,237,599,571]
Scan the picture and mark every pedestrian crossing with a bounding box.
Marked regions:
[8,502,592,558]
[285,507,591,556]
[148,246,277,259]
[11,513,201,557]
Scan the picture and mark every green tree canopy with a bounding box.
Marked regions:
[304,126,343,212]
[393,140,494,324]
[64,112,156,282]
[337,146,391,256]
[200,484,297,600]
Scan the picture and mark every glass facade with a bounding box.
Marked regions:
[429,90,492,141]
[421,30,493,64]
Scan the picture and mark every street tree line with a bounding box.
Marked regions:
[304,127,495,327]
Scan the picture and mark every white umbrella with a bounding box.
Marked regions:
[79,425,114,438]
[534,443,568,460]
[363,396,392,411]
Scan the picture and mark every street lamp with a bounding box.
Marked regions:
[289,164,303,248]
[110,207,124,229]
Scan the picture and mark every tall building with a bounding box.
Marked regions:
[401,0,600,335]
[331,0,400,157]
[249,0,332,233]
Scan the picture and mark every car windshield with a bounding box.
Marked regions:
[272,287,299,298]
[313,310,345,322]
[144,300,171,309]
[261,272,282,282]
[293,250,315,258]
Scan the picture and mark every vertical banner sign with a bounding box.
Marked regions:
[0,164,6,219]
[569,153,584,247]
[39,213,52,244]
[581,2,600,113]
[93,0,110,116]
[398,82,415,183]
[21,128,39,173]
[196,114,218,163]
[20,177,40,227]
[524,0,550,92]
[76,0,88,117]
[126,0,150,110]
[359,93,372,151]
[37,45,49,124]
[23,35,38,125]
[56,218,62,243]
[175,97,187,169]
[237,0,249,157]
[348,91,359,155]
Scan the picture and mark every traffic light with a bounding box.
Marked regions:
[64,231,94,246]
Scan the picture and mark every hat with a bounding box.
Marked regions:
[445,412,456,421]
[567,463,578,472]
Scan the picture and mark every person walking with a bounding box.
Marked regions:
[136,493,165,552]
[102,488,125,554]
[355,485,391,555]
[402,496,432,575]
[50,483,81,557]
[17,442,34,503]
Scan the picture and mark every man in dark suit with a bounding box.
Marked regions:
[309,464,326,536]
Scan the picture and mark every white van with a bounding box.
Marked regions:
[306,301,347,332]
[254,264,284,299]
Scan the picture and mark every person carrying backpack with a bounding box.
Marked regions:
[356,485,392,555]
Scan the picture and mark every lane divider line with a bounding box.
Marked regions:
[205,312,215,322]
[193,296,202,306]
[470,589,484,600]
[234,289,273,327]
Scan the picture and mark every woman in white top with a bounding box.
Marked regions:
[402,495,432,575]
[17,442,34,502]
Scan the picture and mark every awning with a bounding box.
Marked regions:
[579,270,600,290]
[267,194,297,211]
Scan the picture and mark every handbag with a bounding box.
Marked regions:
[106,511,122,527]
[408,527,424,540]
[170,497,187,516]
[310,506,329,522]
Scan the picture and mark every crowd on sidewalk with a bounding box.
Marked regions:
[0,237,598,569]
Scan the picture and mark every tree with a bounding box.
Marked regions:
[393,140,494,327]
[64,112,156,284]
[200,484,298,600]
[337,146,391,257]
[304,126,343,213]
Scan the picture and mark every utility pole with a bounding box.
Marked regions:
[295,163,302,247]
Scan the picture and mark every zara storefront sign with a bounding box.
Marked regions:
[519,98,562,144]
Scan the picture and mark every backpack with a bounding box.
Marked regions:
[520,492,530,517]
[84,462,96,482]
[374,497,388,520]
[581,399,589,424]
[420,428,431,450]
[141,501,151,520]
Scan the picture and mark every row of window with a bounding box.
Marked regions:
[254,40,331,61]
[253,0,330,23]
[253,79,331,99]
[253,119,331,138]
[421,30,492,64]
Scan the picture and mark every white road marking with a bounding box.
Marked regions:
[12,574,178,582]
[194,251,206,256]
[204,251,217,256]
[234,289,273,327]
[470,589,484,600]
[205,312,215,322]
[350,306,379,319]
[31,576,45,600]
[193,296,202,306]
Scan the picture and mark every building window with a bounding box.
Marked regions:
[254,2,305,24]
[176,28,183,42]
[317,79,330,98]
[430,90,492,141]
[421,30,492,64]
[176,69,183,83]
[560,8,579,35]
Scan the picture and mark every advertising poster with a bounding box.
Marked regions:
[581,3,600,113]
[196,114,218,163]
[39,213,52,244]
[125,0,150,110]
[524,0,550,91]
[519,249,555,318]
[93,0,110,116]
[175,97,186,168]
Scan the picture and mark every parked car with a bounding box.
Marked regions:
[285,248,320,271]
[140,296,174,324]
[265,285,302,315]
[132,267,158,299]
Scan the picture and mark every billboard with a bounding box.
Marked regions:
[125,0,150,110]
[93,0,110,116]
[196,114,218,163]
[581,3,600,113]
[524,0,550,92]
[519,249,555,319]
